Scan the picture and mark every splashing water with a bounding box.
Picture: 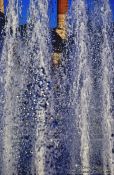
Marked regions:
[1,0,52,174]
[25,1,52,174]
[0,0,114,174]
[1,0,22,174]
[100,1,114,174]
[68,0,92,174]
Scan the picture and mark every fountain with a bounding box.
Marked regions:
[0,0,114,174]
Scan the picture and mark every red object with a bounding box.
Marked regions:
[58,0,68,14]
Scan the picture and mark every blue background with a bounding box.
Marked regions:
[4,0,114,28]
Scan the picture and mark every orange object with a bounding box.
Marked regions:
[52,0,68,65]
[58,0,68,14]
[56,0,68,39]
[0,0,4,13]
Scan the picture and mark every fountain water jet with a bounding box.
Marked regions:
[0,0,114,174]
[100,0,114,174]
[23,0,53,174]
[1,0,23,174]
[68,0,92,174]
